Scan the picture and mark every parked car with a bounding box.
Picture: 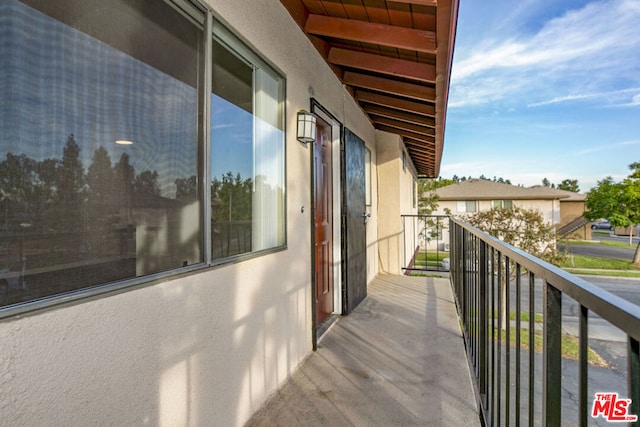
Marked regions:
[591,220,613,230]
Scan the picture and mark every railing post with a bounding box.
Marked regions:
[543,281,562,426]
[629,337,640,423]
[461,227,468,327]
[579,305,588,427]
[401,215,406,272]
[528,272,535,427]
[478,241,488,410]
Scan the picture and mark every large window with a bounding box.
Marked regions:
[0,0,286,312]
[210,28,285,261]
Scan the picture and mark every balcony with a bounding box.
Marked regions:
[246,273,480,426]
[248,217,640,426]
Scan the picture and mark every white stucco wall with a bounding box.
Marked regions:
[0,1,379,426]
[376,132,418,274]
[364,138,380,285]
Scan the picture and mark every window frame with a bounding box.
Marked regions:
[456,200,477,213]
[0,0,287,318]
[208,17,287,266]
[492,199,513,210]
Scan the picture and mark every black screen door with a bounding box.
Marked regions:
[342,128,367,314]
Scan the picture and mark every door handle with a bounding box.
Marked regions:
[362,212,371,224]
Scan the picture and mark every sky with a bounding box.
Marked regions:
[442,0,640,191]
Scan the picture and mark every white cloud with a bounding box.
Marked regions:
[450,0,640,108]
[212,123,233,130]
[575,139,640,156]
[616,92,640,107]
[527,94,595,107]
[527,88,640,107]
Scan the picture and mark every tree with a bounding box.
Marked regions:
[418,178,454,216]
[416,178,454,248]
[56,135,85,243]
[58,134,85,203]
[558,179,580,193]
[113,153,135,212]
[466,206,564,265]
[0,153,38,225]
[86,147,116,254]
[86,147,114,201]
[175,175,197,200]
[542,177,551,187]
[134,170,161,196]
[586,163,640,265]
[466,206,565,330]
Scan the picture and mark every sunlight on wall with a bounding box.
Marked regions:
[160,359,189,427]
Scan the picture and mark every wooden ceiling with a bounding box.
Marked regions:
[280,0,459,177]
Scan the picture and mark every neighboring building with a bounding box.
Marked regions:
[0,1,458,425]
[529,186,591,240]
[427,179,589,246]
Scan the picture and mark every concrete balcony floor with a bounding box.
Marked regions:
[246,274,481,426]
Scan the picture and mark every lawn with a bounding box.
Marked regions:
[487,311,608,367]
[562,239,636,248]
[560,255,640,271]
[496,329,609,368]
[415,251,449,262]
[413,251,449,267]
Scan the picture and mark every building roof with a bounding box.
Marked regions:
[433,179,587,201]
[280,0,459,177]
[527,185,587,201]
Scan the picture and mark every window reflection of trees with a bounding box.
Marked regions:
[211,172,253,259]
[0,134,199,306]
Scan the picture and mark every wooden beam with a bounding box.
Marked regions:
[405,148,434,157]
[388,0,437,7]
[407,156,435,168]
[343,71,435,103]
[328,48,436,83]
[376,124,436,143]
[404,140,436,154]
[305,14,436,54]
[407,159,435,170]
[370,115,435,136]
[405,135,436,145]
[364,105,436,127]
[357,91,436,116]
[405,154,435,166]
[404,150,435,162]
[433,0,459,177]
[279,0,309,28]
[404,138,435,151]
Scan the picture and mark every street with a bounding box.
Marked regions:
[502,273,638,425]
[561,243,636,261]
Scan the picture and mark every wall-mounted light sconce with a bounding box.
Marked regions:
[115,140,133,145]
[296,110,316,144]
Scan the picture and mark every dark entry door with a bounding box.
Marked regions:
[343,128,367,314]
[314,116,333,326]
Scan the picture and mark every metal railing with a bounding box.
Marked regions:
[401,215,450,273]
[450,217,640,426]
